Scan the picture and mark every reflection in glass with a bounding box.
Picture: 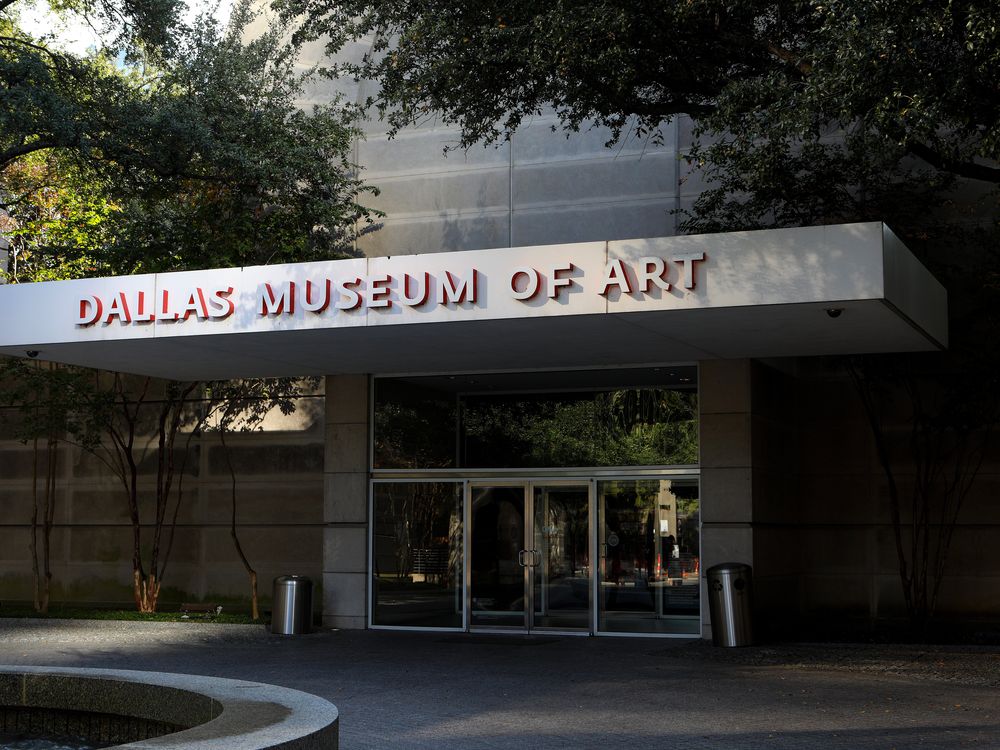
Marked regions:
[372,482,463,627]
[462,390,697,468]
[598,479,700,634]
[374,373,698,470]
[532,486,590,630]
[374,379,458,469]
[470,486,526,628]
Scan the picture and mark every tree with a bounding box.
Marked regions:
[283,0,1000,627]
[1,0,374,611]
[2,0,375,275]
[280,0,1000,187]
[201,378,315,620]
[0,359,103,612]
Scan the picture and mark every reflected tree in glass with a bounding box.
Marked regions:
[373,482,463,627]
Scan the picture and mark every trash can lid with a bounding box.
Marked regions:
[707,562,752,575]
[274,574,312,584]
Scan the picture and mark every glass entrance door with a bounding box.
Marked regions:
[469,485,527,629]
[469,483,591,632]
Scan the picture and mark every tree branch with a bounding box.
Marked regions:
[0,36,74,69]
[0,140,56,170]
[906,140,1000,183]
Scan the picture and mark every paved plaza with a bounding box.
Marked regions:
[0,619,998,749]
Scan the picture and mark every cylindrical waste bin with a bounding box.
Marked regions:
[707,563,754,647]
[271,575,313,635]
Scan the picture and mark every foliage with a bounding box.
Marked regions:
[375,385,698,469]
[462,390,698,468]
[281,0,1000,189]
[1,0,375,277]
[0,152,115,282]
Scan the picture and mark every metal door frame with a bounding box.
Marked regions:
[465,479,593,635]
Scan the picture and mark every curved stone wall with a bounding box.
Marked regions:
[0,666,338,749]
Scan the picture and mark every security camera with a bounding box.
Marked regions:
[25,350,39,358]
[825,308,844,319]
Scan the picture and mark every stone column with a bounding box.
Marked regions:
[322,375,370,629]
[698,359,754,640]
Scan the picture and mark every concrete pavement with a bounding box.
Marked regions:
[0,620,997,749]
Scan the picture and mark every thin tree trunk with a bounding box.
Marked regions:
[29,435,41,613]
[41,433,56,613]
[220,427,259,620]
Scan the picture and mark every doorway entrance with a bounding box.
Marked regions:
[468,482,591,633]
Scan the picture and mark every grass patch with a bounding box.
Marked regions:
[0,604,261,625]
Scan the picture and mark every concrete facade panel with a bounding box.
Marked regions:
[200,484,323,525]
[359,129,510,178]
[750,415,799,473]
[701,525,754,569]
[207,443,323,476]
[366,168,511,216]
[512,154,676,207]
[699,359,750,415]
[323,526,367,574]
[799,526,873,575]
[0,529,32,561]
[797,419,872,474]
[358,213,511,258]
[324,424,367,475]
[750,469,801,525]
[800,575,872,615]
[796,473,876,525]
[66,526,132,565]
[512,116,676,164]
[511,200,675,248]
[699,413,751,469]
[201,526,321,565]
[325,473,368,524]
[0,489,69,525]
[752,527,802,578]
[68,489,186,526]
[699,468,752,524]
[322,572,367,617]
[326,376,370,426]
[933,576,1000,616]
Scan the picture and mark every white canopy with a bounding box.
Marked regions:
[0,222,946,379]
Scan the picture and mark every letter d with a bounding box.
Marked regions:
[75,295,103,326]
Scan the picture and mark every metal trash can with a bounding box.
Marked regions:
[271,575,313,635]
[707,562,754,647]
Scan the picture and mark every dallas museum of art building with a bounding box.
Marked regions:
[0,103,987,640]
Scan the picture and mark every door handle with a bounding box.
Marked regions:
[518,549,527,567]
[532,549,541,567]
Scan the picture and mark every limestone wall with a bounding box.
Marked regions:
[730,358,1000,633]
[0,384,326,612]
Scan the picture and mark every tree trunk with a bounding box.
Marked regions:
[40,433,57,614]
[30,436,41,613]
[221,428,259,620]
[133,569,160,613]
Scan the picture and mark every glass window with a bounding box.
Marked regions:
[372,482,463,628]
[597,478,700,634]
[460,389,697,468]
[374,368,698,469]
[374,379,458,469]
